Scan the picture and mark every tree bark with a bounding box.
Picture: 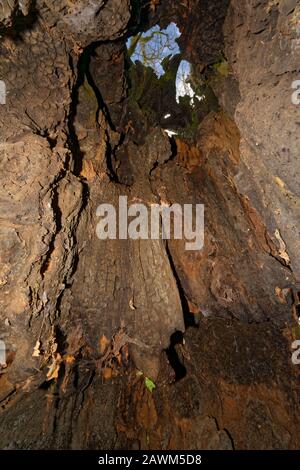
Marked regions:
[0,0,299,450]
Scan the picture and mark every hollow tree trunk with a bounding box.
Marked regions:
[0,0,299,450]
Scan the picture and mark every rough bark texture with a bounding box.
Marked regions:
[0,0,299,450]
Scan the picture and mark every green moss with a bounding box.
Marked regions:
[125,49,219,143]
[212,58,229,77]
[145,377,156,393]
[294,324,300,339]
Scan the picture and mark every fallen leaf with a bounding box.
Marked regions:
[274,176,285,189]
[46,353,62,381]
[32,340,41,357]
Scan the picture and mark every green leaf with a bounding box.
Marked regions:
[145,377,156,393]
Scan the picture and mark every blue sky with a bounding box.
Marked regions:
[127,22,181,77]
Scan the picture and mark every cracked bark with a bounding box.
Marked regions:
[0,0,300,450]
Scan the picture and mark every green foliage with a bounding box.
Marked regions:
[159,55,179,83]
[145,377,156,393]
[136,371,156,393]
